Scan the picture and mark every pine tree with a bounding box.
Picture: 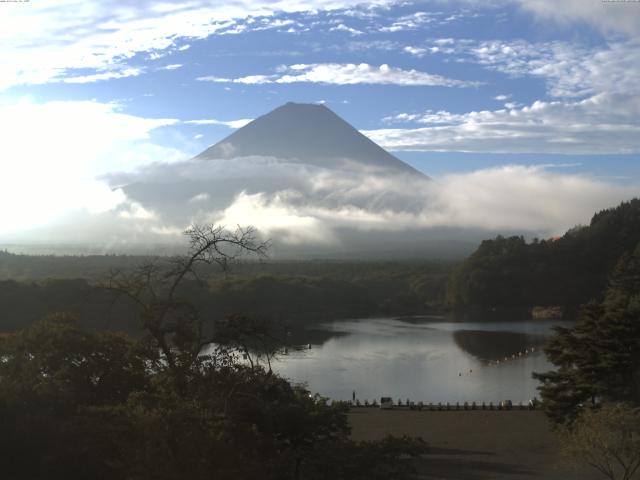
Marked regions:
[534,243,640,425]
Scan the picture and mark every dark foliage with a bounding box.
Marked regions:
[0,225,428,479]
[533,243,640,425]
[0,262,451,334]
[447,199,640,314]
[0,315,428,480]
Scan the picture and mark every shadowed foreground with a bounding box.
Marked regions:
[348,410,600,480]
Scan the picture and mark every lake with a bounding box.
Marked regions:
[272,317,570,404]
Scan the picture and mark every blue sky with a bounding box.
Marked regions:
[1,0,639,247]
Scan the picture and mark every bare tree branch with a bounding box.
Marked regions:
[100,223,269,379]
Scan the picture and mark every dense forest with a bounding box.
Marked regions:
[2,199,640,334]
[0,254,451,333]
[533,241,640,423]
[0,225,429,479]
[447,199,640,317]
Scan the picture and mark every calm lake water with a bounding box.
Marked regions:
[272,317,571,404]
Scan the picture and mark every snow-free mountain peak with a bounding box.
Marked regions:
[196,102,425,177]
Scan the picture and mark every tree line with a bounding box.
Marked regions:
[0,225,427,479]
[447,199,640,316]
[0,264,450,334]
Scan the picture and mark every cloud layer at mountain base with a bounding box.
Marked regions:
[6,156,632,258]
[207,161,633,240]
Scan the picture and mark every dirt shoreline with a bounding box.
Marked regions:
[348,409,600,480]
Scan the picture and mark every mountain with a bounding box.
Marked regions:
[195,102,425,176]
[77,103,483,258]
[111,102,431,229]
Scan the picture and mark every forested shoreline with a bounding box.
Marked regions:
[447,199,640,318]
[2,199,640,333]
[0,257,451,333]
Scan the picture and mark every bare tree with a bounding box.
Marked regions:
[104,224,268,375]
[561,403,640,480]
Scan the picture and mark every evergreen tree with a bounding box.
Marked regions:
[534,243,640,425]
[448,199,640,313]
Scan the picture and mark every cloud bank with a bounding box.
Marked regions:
[0,0,396,91]
[6,155,625,255]
[198,63,480,88]
[513,0,640,38]
[365,37,640,154]
[0,98,183,235]
[2,130,633,256]
[366,93,640,154]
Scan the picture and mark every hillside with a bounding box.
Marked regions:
[447,198,640,316]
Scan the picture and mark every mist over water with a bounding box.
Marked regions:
[273,317,569,403]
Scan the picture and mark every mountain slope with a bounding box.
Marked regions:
[110,102,430,228]
[195,102,425,176]
[447,198,640,313]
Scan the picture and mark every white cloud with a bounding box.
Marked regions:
[513,0,640,38]
[198,74,273,84]
[218,17,301,35]
[383,110,464,125]
[189,193,210,203]
[382,112,421,123]
[184,118,253,129]
[0,0,396,90]
[436,37,640,99]
[62,67,144,84]
[373,35,640,154]
[198,63,480,87]
[345,39,400,52]
[403,45,427,57]
[367,92,640,154]
[218,191,338,246]
[430,165,633,232]
[162,64,183,70]
[329,23,364,35]
[118,202,157,220]
[380,11,437,32]
[0,98,181,234]
[4,144,634,251]
[474,40,639,98]
[173,161,634,242]
[379,10,479,33]
[257,166,627,237]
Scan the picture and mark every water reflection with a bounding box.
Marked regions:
[452,330,546,362]
[273,317,570,403]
